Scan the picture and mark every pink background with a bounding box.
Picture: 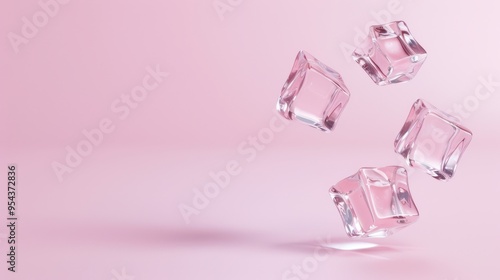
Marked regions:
[1,0,499,279]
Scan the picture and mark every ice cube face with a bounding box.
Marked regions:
[329,166,419,238]
[352,21,427,85]
[395,99,472,181]
[277,51,350,132]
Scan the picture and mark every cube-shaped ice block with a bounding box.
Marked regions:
[277,51,350,132]
[352,21,427,85]
[329,166,419,238]
[395,99,473,181]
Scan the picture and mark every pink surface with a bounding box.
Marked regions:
[1,0,500,279]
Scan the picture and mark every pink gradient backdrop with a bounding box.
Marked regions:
[1,0,499,279]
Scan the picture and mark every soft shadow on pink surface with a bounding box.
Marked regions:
[274,239,460,279]
[37,222,416,255]
[19,222,461,279]
[34,224,282,249]
[273,237,423,262]
[47,226,454,278]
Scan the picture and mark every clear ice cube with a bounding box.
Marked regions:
[352,21,427,85]
[395,99,473,181]
[329,166,419,238]
[277,51,350,132]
